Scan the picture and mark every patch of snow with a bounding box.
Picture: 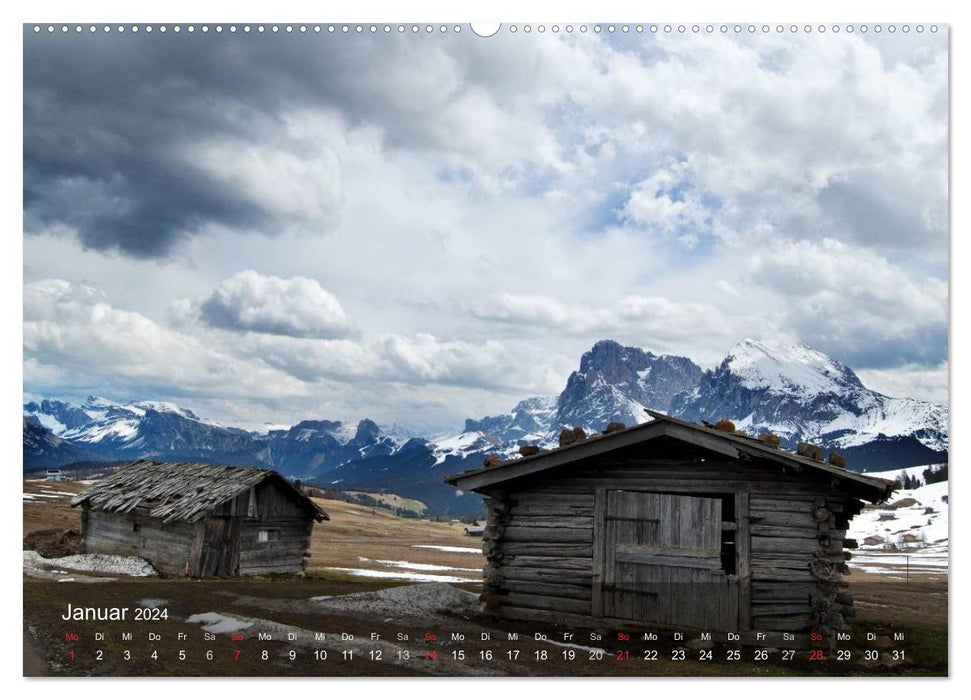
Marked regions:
[544,639,610,656]
[23,550,157,577]
[322,567,480,584]
[357,557,480,573]
[430,431,493,466]
[186,613,255,634]
[30,412,67,436]
[411,545,482,554]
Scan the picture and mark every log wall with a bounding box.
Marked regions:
[80,506,197,576]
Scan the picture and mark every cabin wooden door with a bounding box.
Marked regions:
[199,517,241,576]
[594,490,740,631]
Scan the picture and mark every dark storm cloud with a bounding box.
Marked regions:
[22,29,461,257]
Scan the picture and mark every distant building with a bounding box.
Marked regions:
[45,469,65,482]
[71,460,327,576]
[465,520,487,536]
[863,535,885,546]
[900,532,922,545]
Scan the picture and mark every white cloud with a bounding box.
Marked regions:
[857,362,949,404]
[199,270,353,339]
[470,292,756,362]
[746,237,947,368]
[186,139,343,224]
[23,279,307,399]
[22,30,949,428]
[621,159,712,246]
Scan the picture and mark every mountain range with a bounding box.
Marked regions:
[23,338,948,516]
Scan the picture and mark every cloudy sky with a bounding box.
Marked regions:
[22,24,949,433]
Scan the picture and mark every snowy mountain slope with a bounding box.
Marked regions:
[462,396,557,446]
[671,339,948,456]
[22,416,98,468]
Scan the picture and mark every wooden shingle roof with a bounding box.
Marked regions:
[444,411,895,503]
[71,460,328,523]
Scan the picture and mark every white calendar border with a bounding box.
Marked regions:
[4,0,963,697]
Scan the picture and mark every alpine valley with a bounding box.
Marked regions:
[23,339,948,517]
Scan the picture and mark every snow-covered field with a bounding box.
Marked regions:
[847,467,948,577]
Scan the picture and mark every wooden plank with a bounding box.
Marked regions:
[591,488,606,618]
[751,525,831,538]
[752,537,825,554]
[752,497,846,514]
[495,592,591,615]
[502,526,592,544]
[497,567,594,583]
[501,556,592,571]
[499,543,593,558]
[614,547,722,570]
[499,516,593,529]
[736,491,751,632]
[502,580,593,600]
[751,568,817,583]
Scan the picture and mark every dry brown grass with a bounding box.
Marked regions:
[306,496,485,574]
[22,479,86,534]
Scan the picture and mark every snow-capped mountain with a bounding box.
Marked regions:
[671,339,948,459]
[22,396,420,489]
[24,396,253,456]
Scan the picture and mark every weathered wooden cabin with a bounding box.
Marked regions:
[445,412,894,640]
[71,460,327,577]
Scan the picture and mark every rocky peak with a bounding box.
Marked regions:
[354,418,382,444]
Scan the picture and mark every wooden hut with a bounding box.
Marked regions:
[445,411,893,639]
[71,460,327,577]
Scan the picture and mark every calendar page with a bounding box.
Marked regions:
[21,18,949,680]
